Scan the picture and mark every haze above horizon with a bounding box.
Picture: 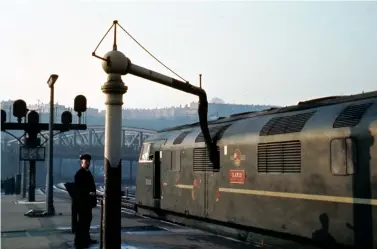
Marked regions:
[1,1,376,110]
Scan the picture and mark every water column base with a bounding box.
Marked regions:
[103,159,122,248]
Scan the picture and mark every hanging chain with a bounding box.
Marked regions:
[92,20,189,83]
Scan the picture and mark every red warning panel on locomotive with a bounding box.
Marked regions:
[229,170,246,184]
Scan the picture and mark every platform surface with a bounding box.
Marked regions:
[1,190,75,249]
[1,189,272,249]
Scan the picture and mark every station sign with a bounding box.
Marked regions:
[19,146,46,161]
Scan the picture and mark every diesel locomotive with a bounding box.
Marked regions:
[135,91,377,249]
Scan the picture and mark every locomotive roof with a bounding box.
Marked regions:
[158,90,377,133]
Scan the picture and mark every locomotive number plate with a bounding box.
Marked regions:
[229,170,246,184]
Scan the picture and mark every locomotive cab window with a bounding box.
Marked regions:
[330,138,357,176]
[139,143,152,162]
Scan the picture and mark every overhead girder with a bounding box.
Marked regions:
[6,126,156,150]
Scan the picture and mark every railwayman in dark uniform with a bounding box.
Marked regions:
[74,154,97,248]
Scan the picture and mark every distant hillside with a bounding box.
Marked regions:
[86,103,274,130]
[1,100,275,132]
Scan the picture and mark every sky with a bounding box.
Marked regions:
[0,1,376,110]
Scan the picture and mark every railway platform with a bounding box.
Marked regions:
[1,191,78,249]
[1,189,271,249]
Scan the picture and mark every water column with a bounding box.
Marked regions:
[101,49,128,249]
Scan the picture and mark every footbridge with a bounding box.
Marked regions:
[3,125,156,161]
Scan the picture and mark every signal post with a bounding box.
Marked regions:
[1,78,88,209]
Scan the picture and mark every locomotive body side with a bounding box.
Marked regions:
[213,98,377,248]
[136,95,377,248]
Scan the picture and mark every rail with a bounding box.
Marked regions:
[96,187,136,210]
[98,196,136,248]
[96,194,136,211]
[53,183,137,211]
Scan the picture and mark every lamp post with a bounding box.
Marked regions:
[45,74,58,215]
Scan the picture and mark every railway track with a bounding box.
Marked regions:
[52,183,137,211]
[49,185,295,248]
[96,195,136,210]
